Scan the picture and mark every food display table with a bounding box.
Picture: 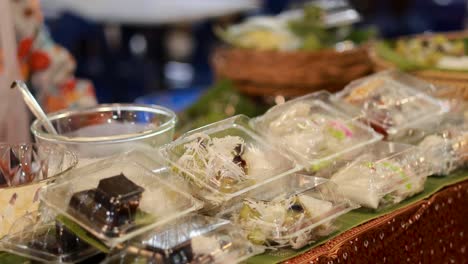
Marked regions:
[247,172,468,264]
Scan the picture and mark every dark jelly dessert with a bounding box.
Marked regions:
[95,173,144,219]
[56,221,89,254]
[68,174,144,236]
[27,221,90,255]
[144,239,194,264]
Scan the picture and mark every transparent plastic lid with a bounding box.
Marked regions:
[39,159,203,247]
[221,173,357,249]
[0,212,99,263]
[160,115,299,208]
[250,91,382,170]
[335,70,448,136]
[329,141,430,209]
[411,105,468,176]
[103,215,263,264]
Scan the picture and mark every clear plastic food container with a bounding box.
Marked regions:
[221,173,357,249]
[102,215,263,264]
[160,115,300,212]
[31,104,177,166]
[402,105,468,176]
[0,143,77,238]
[250,91,382,171]
[39,159,203,247]
[0,211,100,264]
[329,141,431,209]
[334,70,448,139]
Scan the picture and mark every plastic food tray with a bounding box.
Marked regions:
[398,106,468,176]
[102,214,263,264]
[220,173,357,249]
[39,159,203,247]
[0,212,99,263]
[329,141,431,209]
[334,70,448,139]
[250,91,382,170]
[160,115,300,211]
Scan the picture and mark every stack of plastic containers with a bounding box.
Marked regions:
[2,70,465,263]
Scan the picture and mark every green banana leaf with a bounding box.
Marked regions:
[177,80,269,135]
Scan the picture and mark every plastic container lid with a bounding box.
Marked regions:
[334,70,448,137]
[160,115,300,211]
[250,91,382,171]
[329,141,430,209]
[221,173,357,249]
[0,212,99,263]
[408,105,468,176]
[102,214,263,264]
[39,158,203,247]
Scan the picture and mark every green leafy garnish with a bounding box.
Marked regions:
[381,161,409,183]
[134,210,157,226]
[405,183,412,190]
[310,159,333,172]
[327,127,346,140]
[375,41,423,71]
[56,215,110,253]
[0,252,31,264]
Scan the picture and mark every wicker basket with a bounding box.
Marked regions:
[369,31,468,100]
[212,46,373,97]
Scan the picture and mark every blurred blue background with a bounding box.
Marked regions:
[42,0,467,111]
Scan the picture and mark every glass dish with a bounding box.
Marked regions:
[220,173,357,249]
[31,104,177,166]
[160,115,300,212]
[250,91,382,171]
[334,70,448,139]
[0,211,99,263]
[102,214,263,264]
[0,143,77,238]
[39,158,203,247]
[329,141,431,209]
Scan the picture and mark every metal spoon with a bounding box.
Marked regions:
[11,80,58,135]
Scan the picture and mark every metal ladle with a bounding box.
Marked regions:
[11,80,58,135]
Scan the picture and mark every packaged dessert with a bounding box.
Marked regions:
[334,70,448,139]
[39,159,203,247]
[160,115,300,211]
[0,211,99,263]
[405,104,468,176]
[329,141,431,209]
[250,91,382,171]
[220,173,357,249]
[102,215,263,264]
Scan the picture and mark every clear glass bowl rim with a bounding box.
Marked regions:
[30,104,177,144]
